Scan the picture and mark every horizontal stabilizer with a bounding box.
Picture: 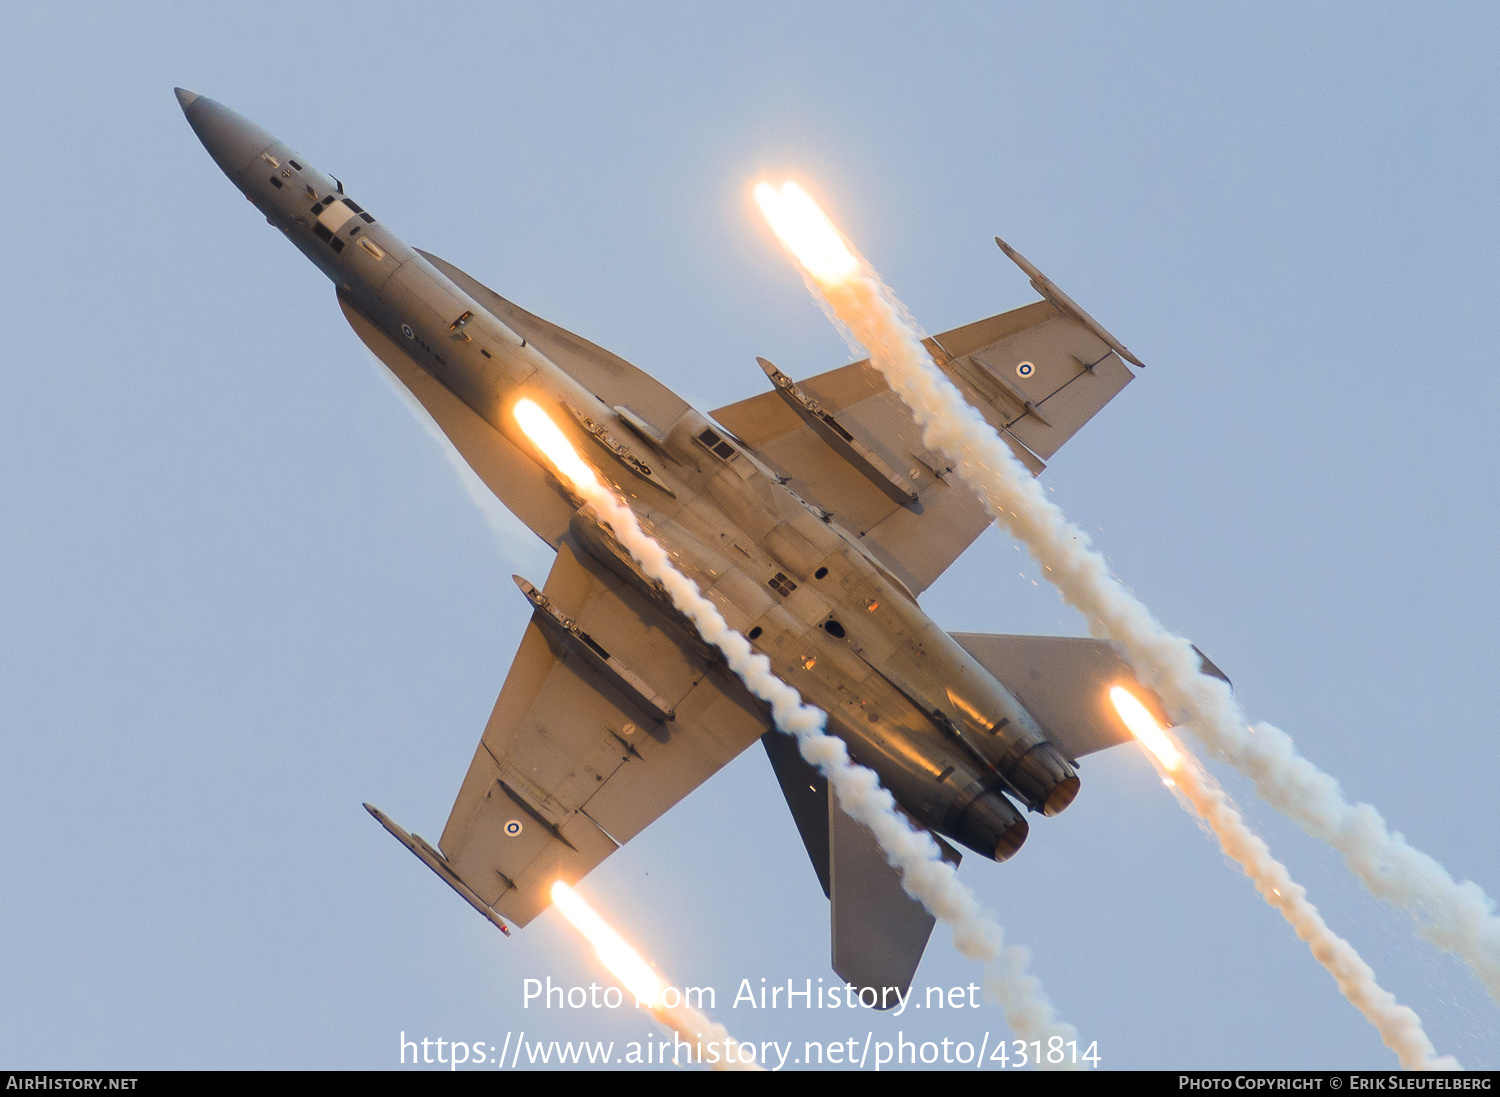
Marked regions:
[950,633,1162,761]
[953,633,1230,761]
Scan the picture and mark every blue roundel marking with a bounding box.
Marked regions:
[1016,361,1035,378]
[504,820,523,837]
[401,323,415,340]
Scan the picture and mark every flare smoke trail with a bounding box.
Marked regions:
[1116,702,1457,1068]
[755,182,1466,1067]
[512,400,1081,1064]
[550,882,763,1072]
[760,185,1500,1006]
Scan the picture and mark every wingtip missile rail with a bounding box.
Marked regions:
[994,236,1145,369]
[363,803,511,936]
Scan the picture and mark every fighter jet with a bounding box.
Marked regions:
[178,90,1208,1002]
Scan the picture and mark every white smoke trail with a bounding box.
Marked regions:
[1153,729,1458,1067]
[808,258,1500,1010]
[753,185,1465,1067]
[512,403,1081,1064]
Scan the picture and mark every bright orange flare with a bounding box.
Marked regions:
[754,181,860,285]
[551,881,669,1007]
[514,398,600,494]
[1109,686,1184,772]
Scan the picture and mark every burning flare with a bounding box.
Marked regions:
[551,882,668,1006]
[1109,686,1183,772]
[514,398,600,493]
[755,182,859,285]
[549,882,759,1070]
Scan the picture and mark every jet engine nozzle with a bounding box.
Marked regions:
[1042,774,1081,817]
[950,789,1029,862]
[1006,741,1080,817]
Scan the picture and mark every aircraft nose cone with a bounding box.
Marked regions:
[175,90,280,186]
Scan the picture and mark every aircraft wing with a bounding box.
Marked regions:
[949,634,1146,761]
[436,537,768,927]
[711,246,1139,594]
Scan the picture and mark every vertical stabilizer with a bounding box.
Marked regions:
[762,732,961,1005]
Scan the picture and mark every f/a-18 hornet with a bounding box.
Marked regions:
[179,90,1220,1002]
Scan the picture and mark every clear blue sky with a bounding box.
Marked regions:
[1,1,1496,1070]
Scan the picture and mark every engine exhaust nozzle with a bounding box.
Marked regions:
[950,789,1030,862]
